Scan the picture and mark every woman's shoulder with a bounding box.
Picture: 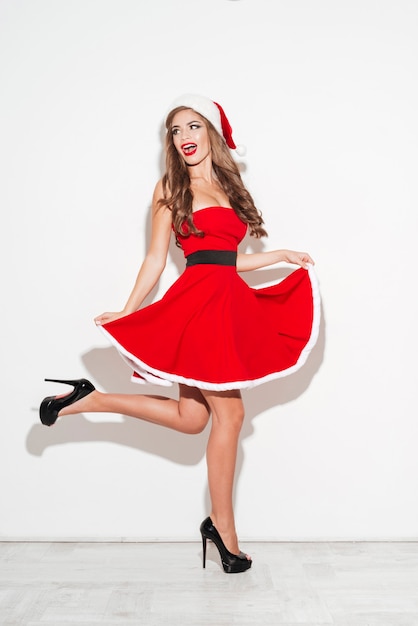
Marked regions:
[151,179,172,221]
[152,178,165,203]
[152,178,170,208]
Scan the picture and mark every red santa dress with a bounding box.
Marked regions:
[99,207,320,390]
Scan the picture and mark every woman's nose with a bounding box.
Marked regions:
[180,128,191,141]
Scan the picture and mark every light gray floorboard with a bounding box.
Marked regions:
[1,541,418,625]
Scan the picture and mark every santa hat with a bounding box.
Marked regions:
[167,93,246,156]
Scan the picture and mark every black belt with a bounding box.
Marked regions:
[186,250,237,267]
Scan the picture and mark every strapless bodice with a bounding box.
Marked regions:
[177,207,247,257]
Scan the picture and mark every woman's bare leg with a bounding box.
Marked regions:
[57,383,210,434]
[200,389,248,557]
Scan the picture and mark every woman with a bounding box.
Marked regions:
[40,94,320,574]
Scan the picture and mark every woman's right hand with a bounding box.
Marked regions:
[94,311,127,326]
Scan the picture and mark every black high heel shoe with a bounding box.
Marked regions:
[200,517,252,574]
[39,378,95,426]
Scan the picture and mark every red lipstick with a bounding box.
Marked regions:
[181,143,197,156]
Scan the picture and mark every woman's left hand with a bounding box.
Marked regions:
[94,311,126,326]
[282,250,315,268]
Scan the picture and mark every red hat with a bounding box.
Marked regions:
[168,94,246,156]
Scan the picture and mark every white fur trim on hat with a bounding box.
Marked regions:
[168,94,223,136]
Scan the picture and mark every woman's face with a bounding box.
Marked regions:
[170,109,211,167]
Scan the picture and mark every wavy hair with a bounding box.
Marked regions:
[159,106,268,241]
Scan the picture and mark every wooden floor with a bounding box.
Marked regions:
[1,541,418,625]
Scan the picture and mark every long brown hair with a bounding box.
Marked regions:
[159,106,268,240]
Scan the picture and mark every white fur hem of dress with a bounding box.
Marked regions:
[98,264,321,391]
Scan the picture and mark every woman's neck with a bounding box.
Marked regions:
[187,156,214,183]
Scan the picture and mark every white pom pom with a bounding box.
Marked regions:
[235,144,246,157]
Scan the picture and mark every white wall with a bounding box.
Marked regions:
[1,0,417,540]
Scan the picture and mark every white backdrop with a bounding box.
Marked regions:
[1,0,417,541]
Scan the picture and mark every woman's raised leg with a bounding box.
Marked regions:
[48,383,210,434]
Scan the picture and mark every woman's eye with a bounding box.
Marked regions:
[172,128,179,135]
[190,124,200,130]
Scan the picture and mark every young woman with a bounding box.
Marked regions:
[40,94,320,574]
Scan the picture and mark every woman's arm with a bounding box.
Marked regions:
[94,181,172,325]
[236,249,314,272]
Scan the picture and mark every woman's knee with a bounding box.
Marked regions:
[188,420,208,435]
[178,385,210,433]
[229,407,245,430]
[202,391,245,432]
[213,405,245,432]
[180,407,210,434]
